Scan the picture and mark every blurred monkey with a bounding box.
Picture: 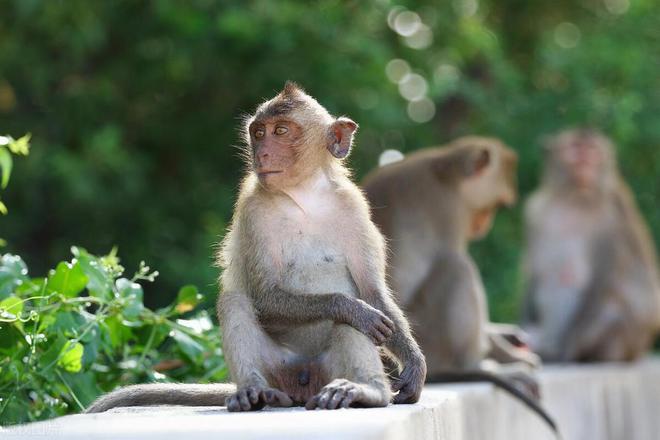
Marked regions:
[522,128,660,362]
[363,137,558,433]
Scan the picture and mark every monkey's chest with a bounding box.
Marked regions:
[277,232,357,296]
[536,210,599,289]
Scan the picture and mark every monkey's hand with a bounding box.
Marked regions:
[337,297,395,345]
[392,351,426,404]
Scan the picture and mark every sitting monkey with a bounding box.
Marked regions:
[363,137,557,432]
[86,82,426,413]
[522,128,660,362]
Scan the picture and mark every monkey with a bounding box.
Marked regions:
[86,82,426,414]
[362,137,558,434]
[521,128,660,363]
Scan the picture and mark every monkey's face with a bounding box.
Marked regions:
[556,138,603,190]
[250,118,304,189]
[460,145,518,240]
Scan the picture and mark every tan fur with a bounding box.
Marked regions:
[361,137,564,434]
[86,83,425,413]
[522,128,660,362]
[363,136,540,381]
[218,82,425,411]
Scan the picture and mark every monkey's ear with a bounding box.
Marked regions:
[465,148,491,177]
[328,117,358,159]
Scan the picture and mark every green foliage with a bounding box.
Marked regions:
[0,0,656,346]
[0,133,29,218]
[0,249,226,425]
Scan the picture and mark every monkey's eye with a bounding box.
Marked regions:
[254,128,265,139]
[274,126,288,135]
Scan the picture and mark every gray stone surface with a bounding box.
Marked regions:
[3,358,659,440]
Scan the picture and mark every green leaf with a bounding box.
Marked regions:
[57,340,84,373]
[0,324,21,350]
[37,314,57,333]
[39,335,67,373]
[52,311,85,337]
[60,371,102,407]
[102,315,133,349]
[116,278,144,320]
[0,295,23,320]
[175,285,202,314]
[47,261,89,298]
[0,148,12,189]
[1,254,29,276]
[171,328,204,362]
[72,247,113,299]
[7,133,31,155]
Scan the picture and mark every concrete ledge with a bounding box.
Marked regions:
[4,358,660,440]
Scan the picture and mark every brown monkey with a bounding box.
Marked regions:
[87,82,426,414]
[521,128,660,362]
[362,138,557,432]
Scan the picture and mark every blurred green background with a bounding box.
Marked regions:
[1,0,658,322]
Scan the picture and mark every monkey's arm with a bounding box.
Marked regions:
[252,287,395,345]
[373,288,427,404]
[346,221,426,403]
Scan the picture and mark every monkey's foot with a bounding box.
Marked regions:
[305,379,387,410]
[226,386,293,412]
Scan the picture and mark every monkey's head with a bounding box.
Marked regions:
[439,137,518,240]
[544,128,616,192]
[243,82,358,190]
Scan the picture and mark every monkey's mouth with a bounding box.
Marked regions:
[257,170,283,177]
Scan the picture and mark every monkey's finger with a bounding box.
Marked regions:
[372,328,389,345]
[341,387,359,408]
[382,315,395,331]
[368,331,383,345]
[305,395,320,410]
[226,396,240,412]
[265,389,293,407]
[247,387,260,405]
[394,382,421,404]
[316,389,336,409]
[237,390,252,411]
[391,378,404,392]
[393,387,413,404]
[328,388,346,409]
[376,321,394,338]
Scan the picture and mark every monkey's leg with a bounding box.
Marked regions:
[219,290,294,412]
[305,325,392,409]
[560,299,628,362]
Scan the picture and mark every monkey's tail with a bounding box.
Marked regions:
[85,383,236,413]
[426,371,560,437]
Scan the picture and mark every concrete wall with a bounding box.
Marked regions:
[3,358,659,440]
